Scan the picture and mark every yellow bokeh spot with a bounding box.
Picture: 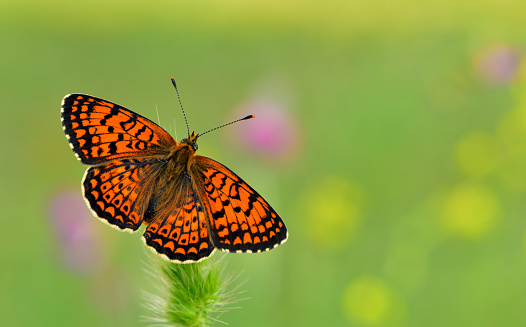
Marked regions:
[441,184,500,239]
[301,176,363,249]
[342,276,404,325]
[455,132,500,176]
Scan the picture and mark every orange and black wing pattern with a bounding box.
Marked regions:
[142,177,215,262]
[61,94,170,231]
[61,94,175,165]
[61,91,288,263]
[193,156,288,253]
[82,158,159,231]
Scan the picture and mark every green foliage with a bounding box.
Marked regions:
[142,253,243,327]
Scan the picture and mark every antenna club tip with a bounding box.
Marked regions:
[243,114,255,120]
[170,77,176,86]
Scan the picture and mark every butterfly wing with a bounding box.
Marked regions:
[61,94,175,165]
[192,156,288,253]
[82,158,159,231]
[142,176,215,262]
[62,94,174,231]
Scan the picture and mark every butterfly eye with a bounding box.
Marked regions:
[192,143,198,151]
[181,138,188,143]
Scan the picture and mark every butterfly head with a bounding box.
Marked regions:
[180,131,199,152]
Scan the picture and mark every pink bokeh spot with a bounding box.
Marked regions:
[48,190,105,273]
[475,45,520,85]
[233,101,300,161]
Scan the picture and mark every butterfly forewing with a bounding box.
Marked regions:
[193,156,288,253]
[61,94,175,165]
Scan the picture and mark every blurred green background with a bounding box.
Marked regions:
[2,0,526,326]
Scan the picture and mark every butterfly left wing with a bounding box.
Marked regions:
[192,156,288,254]
[142,176,215,262]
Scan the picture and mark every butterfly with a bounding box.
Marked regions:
[60,78,288,263]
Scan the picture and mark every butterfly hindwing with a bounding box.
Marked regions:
[61,94,175,165]
[193,156,288,253]
[142,177,215,262]
[83,158,157,231]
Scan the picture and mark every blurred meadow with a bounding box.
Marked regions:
[2,0,526,326]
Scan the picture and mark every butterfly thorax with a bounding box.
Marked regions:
[165,143,194,173]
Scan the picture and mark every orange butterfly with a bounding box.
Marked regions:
[61,78,288,263]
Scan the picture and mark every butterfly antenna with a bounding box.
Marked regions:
[198,114,255,138]
[171,77,190,138]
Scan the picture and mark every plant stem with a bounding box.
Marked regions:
[142,253,243,327]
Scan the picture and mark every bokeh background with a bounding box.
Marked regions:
[2,0,526,326]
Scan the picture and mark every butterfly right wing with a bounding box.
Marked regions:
[83,158,159,231]
[61,94,175,165]
[192,156,288,254]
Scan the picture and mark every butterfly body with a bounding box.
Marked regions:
[61,92,287,263]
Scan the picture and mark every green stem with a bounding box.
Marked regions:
[142,253,243,327]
